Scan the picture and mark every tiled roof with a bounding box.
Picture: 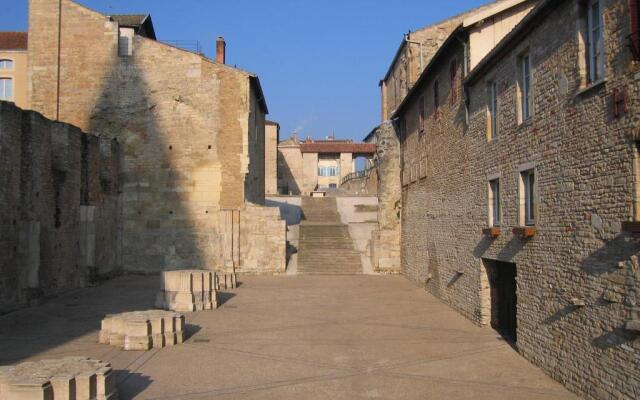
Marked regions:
[0,32,28,50]
[299,142,376,154]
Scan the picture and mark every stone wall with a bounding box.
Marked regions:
[27,0,282,274]
[0,101,120,313]
[340,170,377,196]
[396,0,640,398]
[370,122,401,273]
[265,122,279,195]
[277,143,303,195]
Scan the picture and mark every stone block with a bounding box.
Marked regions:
[156,270,218,311]
[99,310,185,351]
[0,358,115,400]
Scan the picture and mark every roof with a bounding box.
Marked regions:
[463,0,532,27]
[110,14,156,40]
[465,0,563,85]
[380,0,514,83]
[392,25,465,119]
[299,142,377,155]
[0,32,28,51]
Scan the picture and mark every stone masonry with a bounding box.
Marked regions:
[393,0,640,398]
[27,0,285,275]
[0,357,116,400]
[0,101,120,313]
[155,270,218,312]
[99,310,185,350]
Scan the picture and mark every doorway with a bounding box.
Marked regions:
[484,259,518,344]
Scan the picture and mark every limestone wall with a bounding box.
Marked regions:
[396,0,640,398]
[0,101,120,313]
[371,122,401,273]
[265,122,279,195]
[27,0,279,274]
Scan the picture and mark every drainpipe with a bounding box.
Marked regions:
[404,35,424,74]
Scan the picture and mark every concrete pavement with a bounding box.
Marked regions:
[0,275,578,399]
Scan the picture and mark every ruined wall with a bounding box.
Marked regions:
[0,101,120,313]
[277,143,303,195]
[264,122,279,195]
[28,0,282,274]
[371,122,401,273]
[398,0,640,398]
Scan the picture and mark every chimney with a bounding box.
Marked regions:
[216,37,226,64]
[291,132,298,142]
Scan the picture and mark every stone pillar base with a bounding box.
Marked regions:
[155,270,219,312]
[0,357,116,400]
[99,310,185,351]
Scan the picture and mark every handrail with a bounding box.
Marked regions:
[340,161,378,186]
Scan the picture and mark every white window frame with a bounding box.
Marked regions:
[587,0,604,83]
[487,81,498,139]
[0,59,14,70]
[519,168,536,226]
[0,78,14,101]
[489,178,501,227]
[519,53,532,122]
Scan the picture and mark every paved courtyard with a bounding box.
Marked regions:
[0,275,578,399]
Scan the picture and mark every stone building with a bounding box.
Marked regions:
[0,101,120,312]
[379,0,538,121]
[265,120,280,196]
[0,32,28,108]
[26,0,286,276]
[392,0,640,398]
[276,134,376,195]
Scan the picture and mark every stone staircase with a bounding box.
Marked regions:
[297,197,363,275]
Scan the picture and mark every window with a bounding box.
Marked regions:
[418,96,425,132]
[0,59,13,69]
[489,179,501,227]
[450,60,458,104]
[0,78,13,101]
[118,27,134,57]
[434,80,440,117]
[518,53,532,122]
[487,81,498,139]
[318,166,338,177]
[587,0,604,82]
[520,169,536,226]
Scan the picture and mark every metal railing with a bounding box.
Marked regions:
[340,162,377,186]
[160,40,203,54]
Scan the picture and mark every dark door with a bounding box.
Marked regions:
[495,261,517,343]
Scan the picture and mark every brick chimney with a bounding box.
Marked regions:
[216,37,226,64]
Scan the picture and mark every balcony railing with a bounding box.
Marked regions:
[340,161,377,186]
[160,40,203,54]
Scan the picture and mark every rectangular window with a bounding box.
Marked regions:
[489,179,501,227]
[450,60,458,104]
[587,0,604,82]
[318,166,337,177]
[118,27,134,57]
[487,81,498,139]
[0,59,14,69]
[520,169,536,226]
[418,96,425,132]
[0,78,13,101]
[518,54,532,122]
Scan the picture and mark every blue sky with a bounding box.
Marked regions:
[2,0,490,142]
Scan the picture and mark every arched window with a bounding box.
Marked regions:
[0,59,14,69]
